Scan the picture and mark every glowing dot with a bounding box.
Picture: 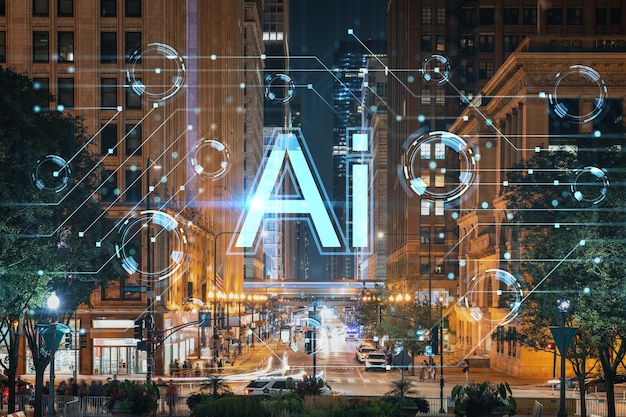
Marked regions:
[33,105,41,112]
[551,199,559,207]
[485,141,493,148]
[171,151,179,159]
[240,83,246,89]
[504,252,511,260]
[57,105,65,111]
[481,201,489,209]
[593,257,601,263]
[38,270,44,276]
[429,161,437,170]
[506,213,514,220]
[451,212,459,219]
[486,119,493,126]
[594,130,601,137]
[407,75,415,83]
[418,114,425,122]
[130,164,137,171]
[583,287,590,294]
[579,240,586,246]
[447,273,455,279]
[459,260,466,267]
[396,115,402,121]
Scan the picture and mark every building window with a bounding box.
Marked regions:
[101,124,117,155]
[503,8,519,25]
[479,7,495,25]
[33,0,49,16]
[523,8,537,25]
[435,143,445,159]
[58,32,74,62]
[420,200,430,216]
[57,78,74,108]
[101,0,116,16]
[125,32,141,63]
[565,8,581,25]
[547,8,562,25]
[421,35,432,52]
[436,7,446,25]
[504,35,519,52]
[0,32,5,63]
[125,0,141,17]
[435,175,445,187]
[33,32,49,62]
[0,1,5,16]
[126,81,142,109]
[420,142,431,159]
[479,35,494,52]
[435,89,445,106]
[125,124,142,156]
[420,226,430,243]
[610,8,621,26]
[421,91,431,106]
[460,36,475,52]
[125,169,142,202]
[101,32,117,64]
[420,256,429,274]
[422,8,431,25]
[100,169,117,201]
[434,227,445,244]
[479,61,494,79]
[596,8,607,25]
[58,0,73,17]
[435,200,444,216]
[101,78,117,108]
[436,35,445,52]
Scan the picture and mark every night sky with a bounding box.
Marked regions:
[289,0,387,279]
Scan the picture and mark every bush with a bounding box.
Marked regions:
[192,395,266,417]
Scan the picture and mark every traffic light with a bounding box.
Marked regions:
[304,330,313,354]
[137,341,149,351]
[65,331,72,349]
[198,311,211,327]
[430,325,439,355]
[79,333,87,349]
[133,318,144,340]
[547,342,555,350]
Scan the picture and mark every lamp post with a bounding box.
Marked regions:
[40,292,70,417]
[438,295,445,414]
[557,298,571,417]
[211,231,238,359]
[145,157,160,383]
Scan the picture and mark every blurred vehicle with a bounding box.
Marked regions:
[345,328,359,341]
[582,373,626,393]
[244,376,296,395]
[355,344,377,363]
[364,351,389,372]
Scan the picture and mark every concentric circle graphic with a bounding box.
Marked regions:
[548,65,607,124]
[190,138,231,180]
[126,43,186,102]
[264,73,296,104]
[30,155,72,193]
[422,55,451,84]
[400,130,477,203]
[115,210,186,280]
[462,269,523,326]
[571,166,609,205]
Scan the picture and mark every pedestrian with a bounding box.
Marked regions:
[165,380,178,416]
[462,359,470,381]
[419,360,428,382]
[428,362,436,381]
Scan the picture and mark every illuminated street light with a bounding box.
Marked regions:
[557,298,571,417]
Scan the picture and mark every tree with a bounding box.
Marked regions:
[0,66,116,416]
[505,146,626,417]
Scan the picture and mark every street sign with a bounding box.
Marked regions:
[392,350,413,368]
[549,326,579,355]
[123,286,147,293]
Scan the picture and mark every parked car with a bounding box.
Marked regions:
[364,351,389,371]
[355,344,377,363]
[244,376,296,395]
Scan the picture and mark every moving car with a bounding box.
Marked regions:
[244,376,296,395]
[364,351,389,371]
[355,344,377,363]
[345,328,359,341]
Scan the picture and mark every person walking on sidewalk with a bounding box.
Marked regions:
[462,359,470,381]
[165,380,178,416]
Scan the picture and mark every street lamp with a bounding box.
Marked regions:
[557,298,571,417]
[211,231,239,359]
[39,292,70,417]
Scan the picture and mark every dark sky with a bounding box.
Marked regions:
[288,0,388,279]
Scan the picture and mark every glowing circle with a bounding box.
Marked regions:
[126,43,186,102]
[30,155,72,193]
[463,269,523,326]
[422,55,451,84]
[265,73,296,104]
[571,166,609,205]
[400,130,477,203]
[548,65,607,123]
[114,210,186,280]
[190,138,231,180]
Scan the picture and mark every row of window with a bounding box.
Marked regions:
[422,7,621,27]
[0,0,143,18]
[29,31,141,64]
[421,34,519,55]
[32,76,143,110]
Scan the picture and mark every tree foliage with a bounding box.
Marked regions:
[0,66,117,415]
[505,145,626,417]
